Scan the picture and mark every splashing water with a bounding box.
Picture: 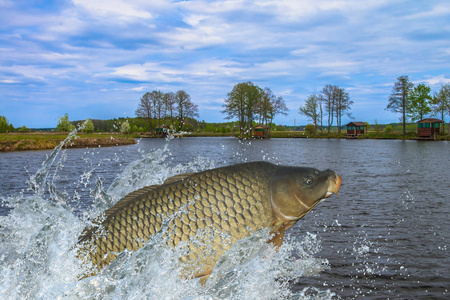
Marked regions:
[0,131,335,299]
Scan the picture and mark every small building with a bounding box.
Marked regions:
[156,125,170,136]
[253,125,270,138]
[346,122,367,138]
[417,118,442,138]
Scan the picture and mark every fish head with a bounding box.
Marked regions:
[270,166,342,222]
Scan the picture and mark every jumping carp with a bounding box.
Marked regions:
[77,161,341,280]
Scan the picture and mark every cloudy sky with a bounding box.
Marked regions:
[1,0,449,128]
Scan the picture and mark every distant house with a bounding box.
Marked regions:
[156,125,170,136]
[417,118,442,138]
[346,122,367,138]
[253,125,270,138]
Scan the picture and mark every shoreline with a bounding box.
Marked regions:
[1,131,448,152]
[0,133,137,152]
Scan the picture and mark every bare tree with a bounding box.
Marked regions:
[151,90,164,133]
[322,84,336,133]
[257,87,275,125]
[268,96,288,128]
[135,92,153,132]
[334,87,353,133]
[318,94,324,133]
[175,90,199,131]
[163,92,176,129]
[431,83,450,134]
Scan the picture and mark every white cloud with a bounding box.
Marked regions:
[72,0,153,20]
[158,22,229,50]
[177,0,246,15]
[254,0,392,22]
[414,75,450,87]
[0,79,20,84]
[131,86,146,92]
[188,59,246,78]
[405,3,450,20]
[2,0,450,127]
[183,14,209,26]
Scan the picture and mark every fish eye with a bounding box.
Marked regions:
[305,177,313,185]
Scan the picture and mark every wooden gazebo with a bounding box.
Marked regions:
[156,125,170,136]
[346,122,367,138]
[417,118,442,138]
[253,125,270,138]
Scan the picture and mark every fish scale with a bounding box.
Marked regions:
[77,162,277,277]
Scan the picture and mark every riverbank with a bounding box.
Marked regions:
[181,130,450,140]
[1,131,448,152]
[0,133,136,151]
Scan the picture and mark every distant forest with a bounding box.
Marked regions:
[1,77,448,135]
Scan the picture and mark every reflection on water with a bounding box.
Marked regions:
[0,137,449,299]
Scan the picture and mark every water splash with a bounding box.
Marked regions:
[0,130,334,299]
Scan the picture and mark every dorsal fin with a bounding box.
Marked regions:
[103,185,160,218]
[104,171,196,216]
[78,185,160,244]
[163,172,196,185]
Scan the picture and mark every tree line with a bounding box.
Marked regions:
[298,85,353,134]
[4,78,449,136]
[0,116,15,133]
[386,75,450,135]
[221,81,288,137]
[135,90,199,133]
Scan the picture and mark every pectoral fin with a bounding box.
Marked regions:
[194,264,215,286]
[268,220,287,250]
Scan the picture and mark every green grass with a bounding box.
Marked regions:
[0,132,136,151]
[0,132,133,141]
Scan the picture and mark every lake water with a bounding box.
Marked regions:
[0,136,449,299]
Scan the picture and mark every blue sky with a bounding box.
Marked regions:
[1,0,449,128]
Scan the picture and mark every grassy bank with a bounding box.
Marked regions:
[1,130,448,152]
[0,132,137,151]
[269,130,450,140]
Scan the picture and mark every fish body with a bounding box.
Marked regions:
[77,161,341,279]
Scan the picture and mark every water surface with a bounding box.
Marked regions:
[0,137,448,299]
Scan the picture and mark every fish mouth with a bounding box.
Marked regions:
[318,174,341,204]
[325,174,342,198]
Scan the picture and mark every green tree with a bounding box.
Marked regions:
[386,75,414,135]
[384,124,394,134]
[83,118,95,133]
[18,126,30,133]
[299,94,319,132]
[223,82,247,136]
[374,120,382,134]
[121,120,131,134]
[304,124,316,135]
[0,116,14,132]
[431,83,450,134]
[409,83,431,121]
[244,84,262,135]
[56,113,75,132]
[222,82,262,137]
